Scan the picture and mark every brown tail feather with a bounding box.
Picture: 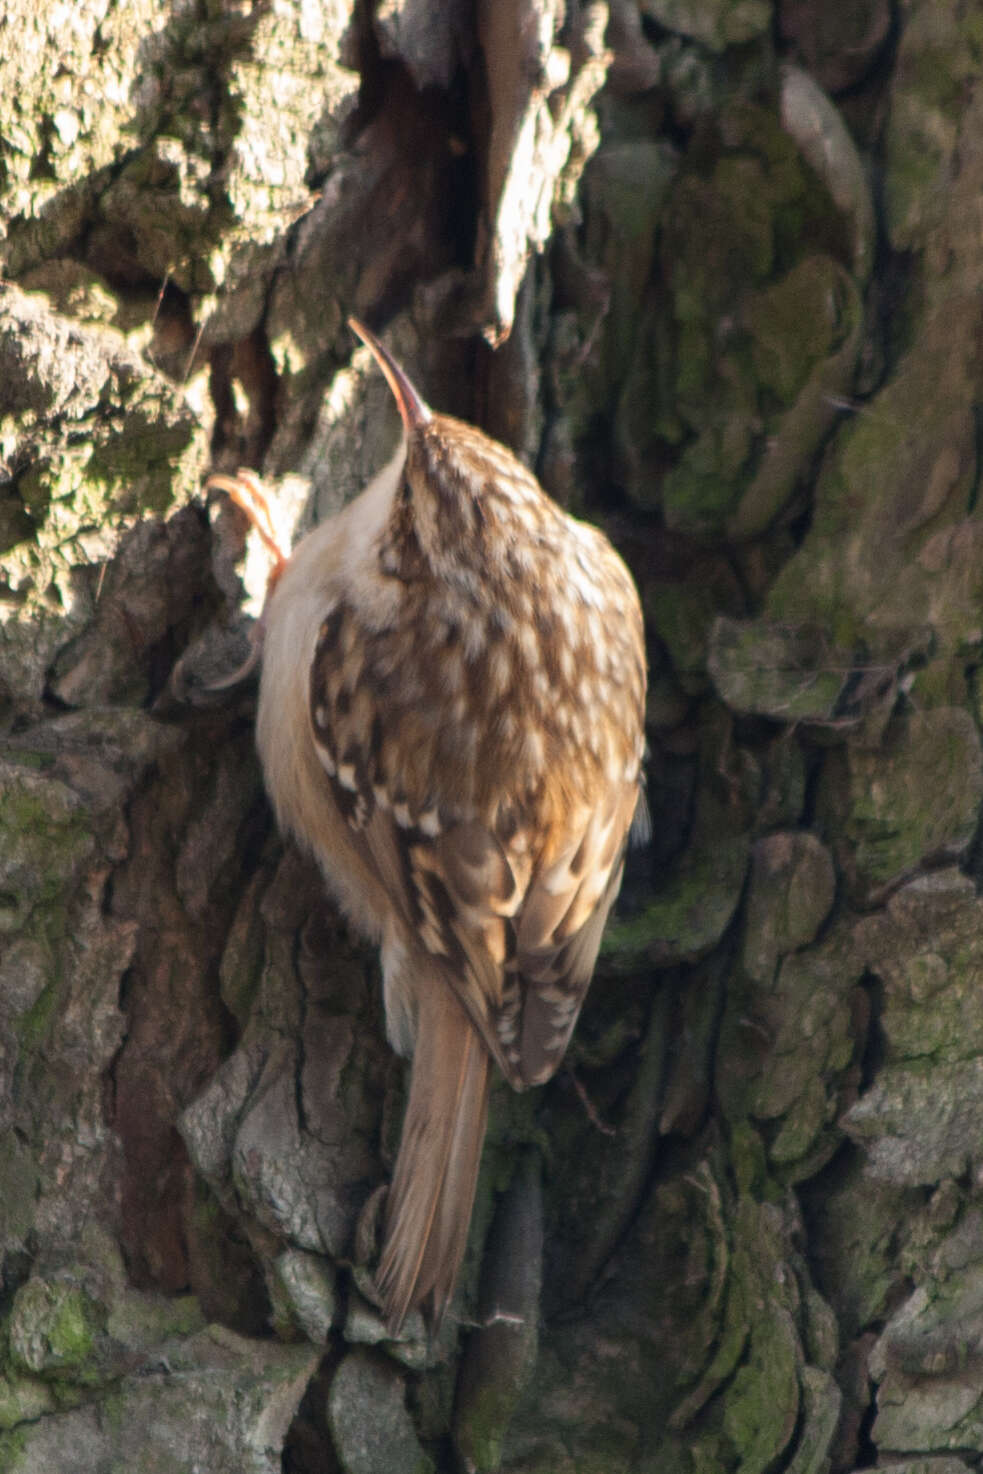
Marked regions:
[376,986,492,1335]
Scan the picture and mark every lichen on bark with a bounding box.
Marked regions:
[4,0,983,1470]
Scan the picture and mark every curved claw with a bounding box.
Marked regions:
[201,633,263,691]
[207,469,290,583]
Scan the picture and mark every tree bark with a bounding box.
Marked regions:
[2,1,981,1470]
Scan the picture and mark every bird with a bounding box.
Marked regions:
[208,319,647,1335]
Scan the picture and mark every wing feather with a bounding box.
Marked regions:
[309,598,640,1091]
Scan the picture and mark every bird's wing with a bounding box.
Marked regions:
[406,782,639,1088]
[509,783,637,1086]
[309,600,638,1087]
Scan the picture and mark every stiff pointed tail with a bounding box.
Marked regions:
[376,987,492,1335]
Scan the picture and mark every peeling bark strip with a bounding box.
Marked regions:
[2,0,983,1469]
[476,0,611,342]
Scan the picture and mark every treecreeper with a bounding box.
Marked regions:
[210,320,647,1334]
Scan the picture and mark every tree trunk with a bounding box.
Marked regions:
[1,1,980,1470]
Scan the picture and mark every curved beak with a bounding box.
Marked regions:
[349,318,431,433]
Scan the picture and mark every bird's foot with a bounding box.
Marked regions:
[207,467,290,584]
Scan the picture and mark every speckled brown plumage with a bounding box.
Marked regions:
[217,321,646,1335]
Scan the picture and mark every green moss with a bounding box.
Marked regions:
[718,910,863,1185]
[729,1122,768,1198]
[667,1176,762,1438]
[665,161,773,319]
[0,783,85,854]
[0,1428,27,1471]
[742,833,836,984]
[768,1076,830,1166]
[637,97,863,535]
[720,1222,801,1471]
[0,1137,38,1249]
[884,119,952,249]
[106,1293,205,1352]
[0,1374,53,1431]
[661,421,754,534]
[747,257,852,406]
[0,766,93,942]
[688,1435,732,1473]
[602,832,749,969]
[638,0,770,51]
[853,869,983,1075]
[8,1280,106,1381]
[645,583,720,687]
[826,708,983,899]
[899,45,968,119]
[586,139,676,249]
[13,977,59,1053]
[19,380,203,524]
[456,1378,516,1472]
[47,1294,95,1365]
[707,617,850,723]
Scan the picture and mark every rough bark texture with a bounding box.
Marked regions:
[1,1,981,1470]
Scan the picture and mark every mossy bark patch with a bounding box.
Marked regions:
[822,709,983,903]
[742,831,835,983]
[0,287,207,706]
[3,0,983,1469]
[0,1329,318,1474]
